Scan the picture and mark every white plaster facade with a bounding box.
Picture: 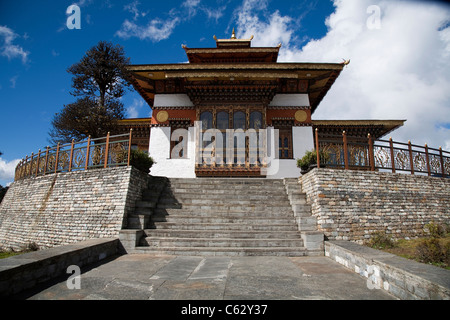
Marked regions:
[148,94,313,178]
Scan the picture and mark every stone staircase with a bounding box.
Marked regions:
[119,177,323,256]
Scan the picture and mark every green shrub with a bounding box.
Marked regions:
[416,238,444,264]
[129,149,154,173]
[424,221,447,238]
[297,149,330,171]
[365,231,395,249]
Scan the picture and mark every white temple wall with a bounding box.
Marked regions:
[264,126,313,178]
[293,126,314,159]
[148,126,196,178]
[149,126,314,178]
[154,94,194,107]
[149,91,314,178]
[269,94,310,107]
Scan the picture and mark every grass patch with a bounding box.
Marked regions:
[0,242,40,259]
[364,223,450,270]
[0,251,23,259]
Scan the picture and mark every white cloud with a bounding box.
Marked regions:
[9,75,18,89]
[202,6,225,22]
[124,1,148,20]
[0,157,20,184]
[235,0,450,150]
[182,0,201,19]
[0,25,29,64]
[127,98,145,118]
[117,1,181,41]
[116,17,180,42]
[117,0,227,42]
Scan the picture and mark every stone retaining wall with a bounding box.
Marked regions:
[0,167,149,250]
[0,238,119,298]
[301,168,450,242]
[325,241,450,300]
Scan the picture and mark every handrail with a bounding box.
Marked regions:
[14,130,133,181]
[315,129,449,178]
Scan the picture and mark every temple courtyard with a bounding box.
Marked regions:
[13,254,394,300]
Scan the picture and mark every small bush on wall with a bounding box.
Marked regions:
[129,149,154,173]
[297,149,330,173]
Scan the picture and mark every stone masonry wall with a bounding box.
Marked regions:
[301,168,450,243]
[0,167,149,250]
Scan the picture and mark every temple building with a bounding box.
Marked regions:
[122,31,404,178]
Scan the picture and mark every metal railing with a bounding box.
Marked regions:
[15,130,133,181]
[314,129,450,178]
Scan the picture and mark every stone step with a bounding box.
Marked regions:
[142,237,304,248]
[167,190,288,198]
[154,203,293,212]
[135,201,156,208]
[169,184,287,190]
[169,178,284,185]
[143,229,302,239]
[157,198,291,206]
[122,177,318,257]
[155,193,290,201]
[151,209,296,218]
[132,246,307,257]
[152,215,297,225]
[151,222,299,231]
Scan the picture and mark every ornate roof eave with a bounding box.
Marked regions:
[165,71,299,79]
[182,47,280,54]
[127,62,344,72]
[127,75,155,108]
[309,69,342,114]
[312,119,406,139]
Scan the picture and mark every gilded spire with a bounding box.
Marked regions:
[231,28,236,39]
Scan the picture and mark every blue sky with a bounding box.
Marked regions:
[1,0,450,186]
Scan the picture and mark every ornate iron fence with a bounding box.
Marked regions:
[15,130,133,181]
[314,129,450,178]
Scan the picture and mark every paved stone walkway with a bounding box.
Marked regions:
[17,254,394,300]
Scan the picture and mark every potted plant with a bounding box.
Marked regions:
[297,149,329,174]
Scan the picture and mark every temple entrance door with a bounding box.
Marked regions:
[195,108,266,177]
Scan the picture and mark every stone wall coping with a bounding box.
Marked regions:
[0,238,119,297]
[326,240,450,299]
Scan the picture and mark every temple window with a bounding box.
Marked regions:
[200,111,213,130]
[216,111,229,130]
[233,111,246,130]
[249,111,262,130]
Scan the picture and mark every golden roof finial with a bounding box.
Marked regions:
[231,28,236,39]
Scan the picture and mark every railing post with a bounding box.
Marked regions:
[315,128,320,169]
[408,140,414,175]
[368,134,375,171]
[104,132,110,169]
[44,146,49,175]
[439,147,445,177]
[85,136,91,170]
[35,149,41,177]
[425,144,431,176]
[69,139,75,172]
[389,137,396,173]
[54,143,60,174]
[127,129,133,167]
[343,131,349,170]
[29,153,34,178]
[15,160,21,180]
[21,159,25,179]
